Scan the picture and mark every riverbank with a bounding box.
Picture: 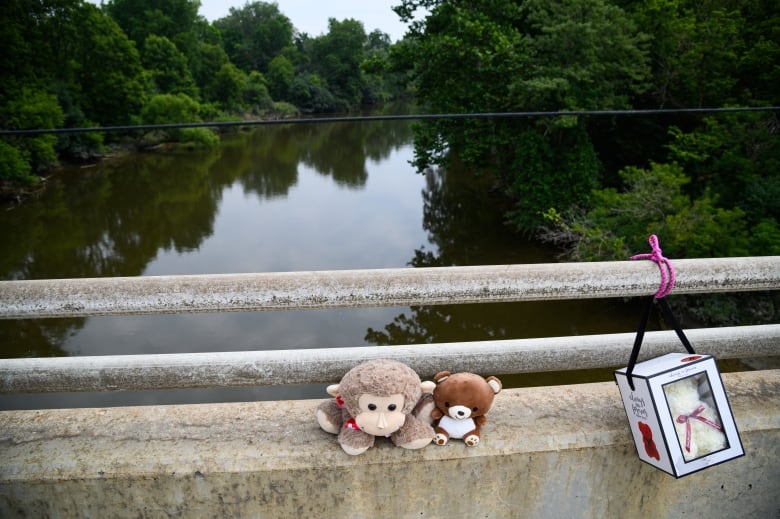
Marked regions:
[0,103,307,205]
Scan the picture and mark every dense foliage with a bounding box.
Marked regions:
[0,0,401,187]
[394,0,778,324]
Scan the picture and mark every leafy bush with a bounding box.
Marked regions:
[141,93,201,126]
[243,71,274,114]
[178,127,219,149]
[269,102,300,118]
[0,140,35,186]
[140,93,211,145]
[142,34,198,96]
[205,63,247,111]
[55,88,104,160]
[3,89,64,172]
[267,55,295,101]
[289,73,339,113]
[540,162,752,260]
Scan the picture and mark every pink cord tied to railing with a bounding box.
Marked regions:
[631,234,675,298]
[625,234,693,391]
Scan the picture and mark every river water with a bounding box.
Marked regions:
[0,118,655,409]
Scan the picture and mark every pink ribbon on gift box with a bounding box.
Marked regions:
[676,405,723,453]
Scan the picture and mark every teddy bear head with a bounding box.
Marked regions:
[664,375,702,414]
[432,371,502,421]
[663,374,727,460]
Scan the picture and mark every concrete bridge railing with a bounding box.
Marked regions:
[1,258,779,518]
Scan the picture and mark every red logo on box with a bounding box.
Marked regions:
[638,421,661,460]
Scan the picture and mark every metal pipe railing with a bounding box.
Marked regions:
[1,325,778,394]
[2,257,780,319]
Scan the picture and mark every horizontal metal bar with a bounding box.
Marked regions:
[3,106,776,136]
[1,324,777,394]
[2,257,779,319]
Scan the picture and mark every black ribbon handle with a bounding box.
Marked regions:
[625,295,696,391]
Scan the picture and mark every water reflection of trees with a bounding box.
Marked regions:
[365,163,657,347]
[3,150,223,281]
[300,120,413,188]
[365,165,556,346]
[0,148,222,357]
[227,126,301,199]
[0,318,78,358]
[366,165,512,345]
[0,118,415,358]
[226,118,413,196]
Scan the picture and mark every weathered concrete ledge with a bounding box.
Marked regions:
[3,326,778,394]
[3,257,779,319]
[1,370,778,518]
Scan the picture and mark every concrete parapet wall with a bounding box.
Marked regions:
[1,370,778,518]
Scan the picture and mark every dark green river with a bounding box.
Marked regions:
[0,118,657,408]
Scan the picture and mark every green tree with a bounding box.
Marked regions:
[737,0,780,105]
[366,29,392,53]
[3,89,64,176]
[214,1,294,73]
[67,3,147,126]
[140,93,217,147]
[206,63,247,110]
[668,114,779,209]
[142,93,201,125]
[309,18,368,107]
[539,159,779,325]
[0,1,145,126]
[396,0,649,230]
[267,55,295,101]
[142,34,198,96]
[289,73,338,113]
[0,1,37,96]
[361,30,393,104]
[190,42,230,93]
[1,0,148,186]
[54,86,104,161]
[515,0,649,110]
[506,127,602,230]
[243,71,274,113]
[0,140,34,186]
[599,0,779,174]
[540,162,751,260]
[105,0,202,51]
[623,0,743,108]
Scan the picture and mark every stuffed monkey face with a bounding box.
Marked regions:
[327,359,430,437]
[354,393,407,435]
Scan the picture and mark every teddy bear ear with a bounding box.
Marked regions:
[420,380,436,393]
[326,384,341,397]
[434,371,451,383]
[486,376,502,394]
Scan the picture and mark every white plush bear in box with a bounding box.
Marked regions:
[664,375,727,461]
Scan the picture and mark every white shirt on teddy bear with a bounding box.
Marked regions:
[439,415,476,439]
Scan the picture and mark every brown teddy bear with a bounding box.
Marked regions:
[316,359,436,455]
[430,371,502,446]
